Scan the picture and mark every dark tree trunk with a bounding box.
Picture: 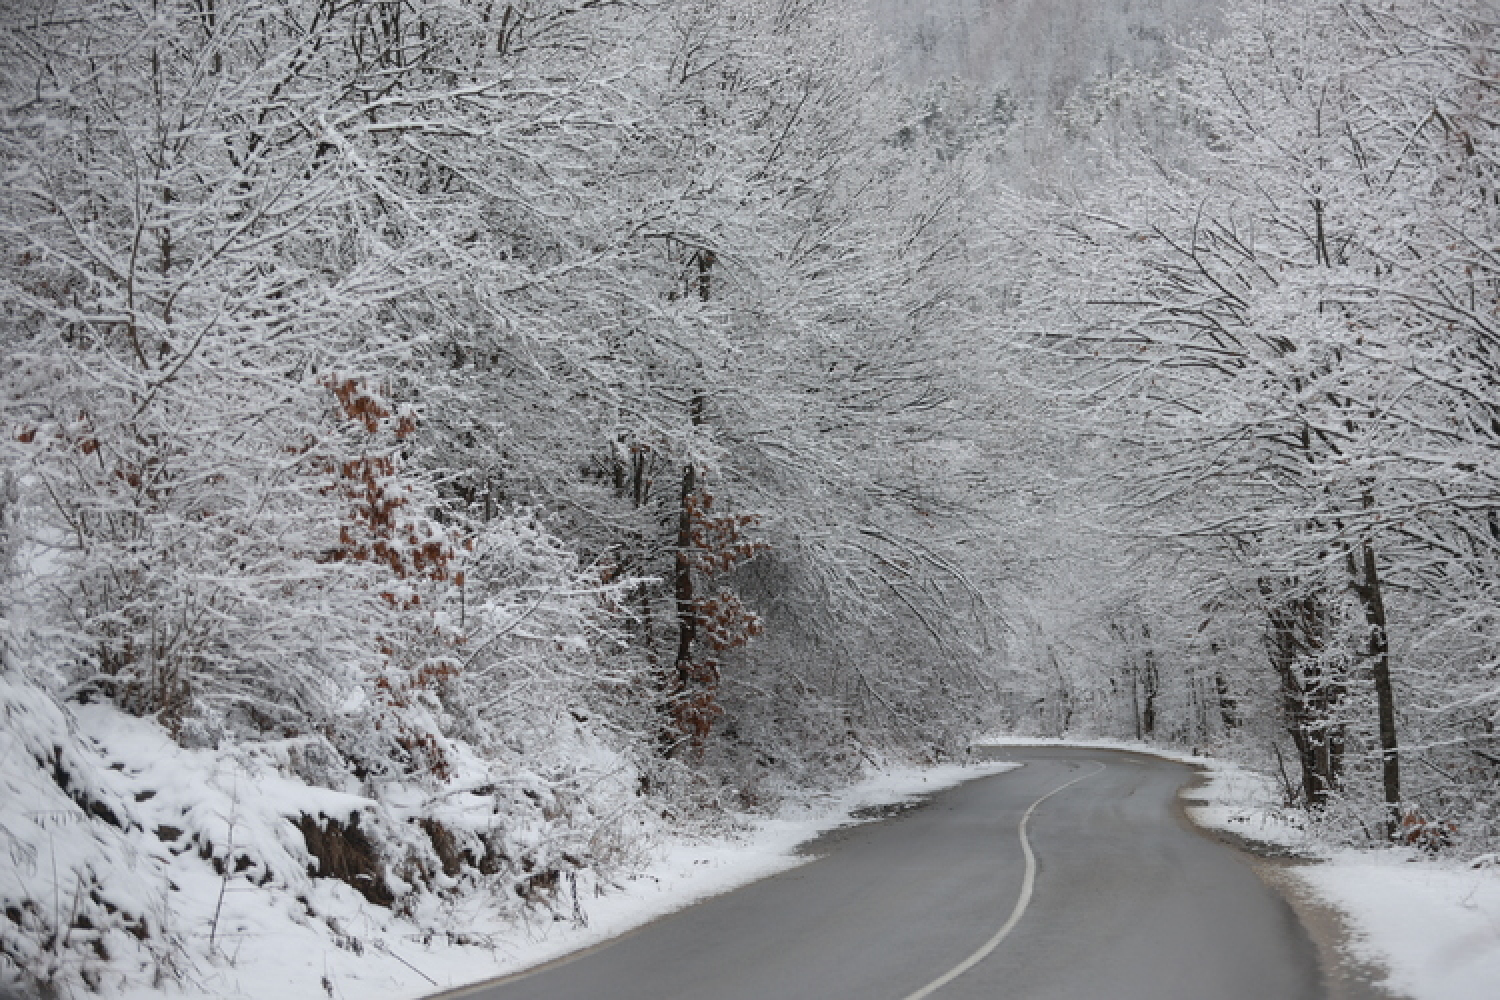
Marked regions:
[673,459,698,681]
[666,388,708,750]
[663,244,715,750]
[1214,672,1239,730]
[1140,624,1159,738]
[1261,582,1345,808]
[1129,665,1143,741]
[1349,536,1401,836]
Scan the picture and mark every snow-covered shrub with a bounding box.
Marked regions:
[0,674,178,994]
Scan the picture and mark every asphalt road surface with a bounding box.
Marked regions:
[436,747,1325,1000]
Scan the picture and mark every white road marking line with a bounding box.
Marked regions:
[900,760,1107,1000]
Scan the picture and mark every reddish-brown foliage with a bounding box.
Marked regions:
[323,377,470,780]
[322,377,461,604]
[1398,808,1457,852]
[670,484,768,747]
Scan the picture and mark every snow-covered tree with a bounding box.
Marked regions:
[1005,0,1499,843]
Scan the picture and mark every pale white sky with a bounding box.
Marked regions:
[861,0,1222,105]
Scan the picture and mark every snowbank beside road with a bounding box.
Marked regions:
[1185,751,1500,1000]
[1297,849,1500,1000]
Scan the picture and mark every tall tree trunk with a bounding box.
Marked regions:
[1140,624,1158,738]
[1349,533,1401,836]
[1261,581,1344,807]
[1129,664,1143,741]
[673,456,699,679]
[664,245,715,751]
[674,247,713,684]
[1214,671,1239,731]
[665,399,708,751]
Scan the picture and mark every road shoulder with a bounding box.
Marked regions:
[1174,767,1401,1000]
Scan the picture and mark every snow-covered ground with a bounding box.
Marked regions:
[1191,757,1500,1000]
[975,737,1500,1000]
[98,757,1018,1000]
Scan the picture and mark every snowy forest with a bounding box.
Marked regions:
[1,0,1496,994]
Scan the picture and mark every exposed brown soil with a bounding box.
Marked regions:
[296,811,394,906]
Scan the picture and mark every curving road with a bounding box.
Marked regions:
[433,747,1325,1000]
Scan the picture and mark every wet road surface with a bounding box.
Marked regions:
[433,747,1323,1000]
